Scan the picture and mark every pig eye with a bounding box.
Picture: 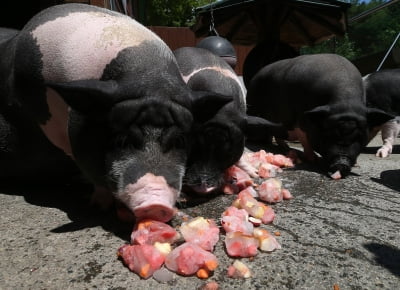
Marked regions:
[112,127,143,149]
[127,126,144,148]
[161,127,186,152]
[174,135,186,149]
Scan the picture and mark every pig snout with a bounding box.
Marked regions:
[328,156,352,179]
[183,168,222,195]
[117,173,179,222]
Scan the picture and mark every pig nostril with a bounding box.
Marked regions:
[329,156,352,177]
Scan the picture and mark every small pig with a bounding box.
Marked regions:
[364,69,400,157]
[246,54,393,179]
[174,47,281,193]
[0,4,227,222]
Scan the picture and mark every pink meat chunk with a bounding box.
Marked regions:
[224,165,254,191]
[232,188,275,224]
[227,260,252,278]
[257,178,283,203]
[179,217,220,251]
[258,162,282,178]
[130,219,180,245]
[253,228,282,252]
[224,232,259,257]
[221,206,254,235]
[165,242,218,276]
[118,173,179,222]
[117,244,165,279]
[282,188,294,200]
[243,150,294,169]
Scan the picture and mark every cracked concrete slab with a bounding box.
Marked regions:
[1,135,399,289]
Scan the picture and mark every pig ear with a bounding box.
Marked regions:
[244,115,287,140]
[304,105,331,123]
[191,91,232,123]
[366,108,395,127]
[46,79,119,113]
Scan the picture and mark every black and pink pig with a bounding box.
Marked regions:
[246,54,393,179]
[0,4,227,222]
[364,69,400,158]
[174,47,281,193]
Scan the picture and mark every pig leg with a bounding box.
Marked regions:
[291,129,318,162]
[376,118,400,158]
[277,128,317,162]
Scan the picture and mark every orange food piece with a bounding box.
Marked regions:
[197,268,210,279]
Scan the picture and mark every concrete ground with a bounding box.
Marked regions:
[1,135,399,290]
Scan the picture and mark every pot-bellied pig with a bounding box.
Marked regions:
[364,69,400,157]
[246,54,393,179]
[0,4,228,222]
[174,47,282,193]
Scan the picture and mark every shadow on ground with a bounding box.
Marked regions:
[371,169,400,192]
[364,243,400,277]
[0,180,133,241]
[363,144,400,155]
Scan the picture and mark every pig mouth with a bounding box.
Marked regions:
[117,173,179,222]
[328,156,352,179]
[183,183,219,195]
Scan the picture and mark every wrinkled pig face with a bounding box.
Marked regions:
[104,98,191,222]
[307,113,368,177]
[184,119,245,194]
[305,104,394,178]
[50,80,193,222]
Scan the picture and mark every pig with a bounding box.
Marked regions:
[0,4,228,222]
[363,69,400,157]
[173,47,282,194]
[246,54,393,179]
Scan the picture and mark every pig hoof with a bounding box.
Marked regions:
[134,204,176,223]
[376,148,390,158]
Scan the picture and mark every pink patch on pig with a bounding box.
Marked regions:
[31,11,166,82]
[39,88,73,158]
[119,173,179,222]
[181,66,246,102]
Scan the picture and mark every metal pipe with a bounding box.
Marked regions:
[376,31,400,71]
[349,0,400,23]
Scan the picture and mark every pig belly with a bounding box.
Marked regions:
[376,117,400,158]
[119,173,179,222]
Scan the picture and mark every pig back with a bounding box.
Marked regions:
[175,47,246,114]
[246,54,364,128]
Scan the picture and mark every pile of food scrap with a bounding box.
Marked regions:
[117,150,295,282]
